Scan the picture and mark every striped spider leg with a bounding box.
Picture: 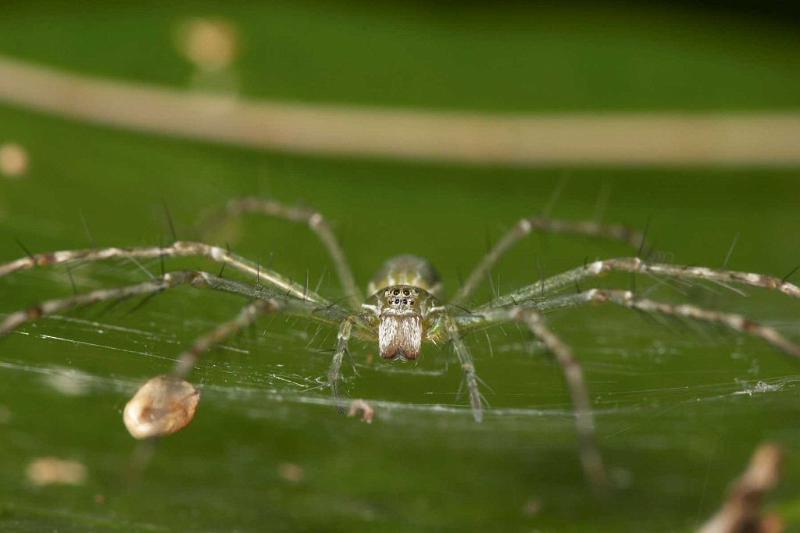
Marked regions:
[0,201,371,435]
[454,277,800,490]
[0,240,327,305]
[477,257,800,310]
[0,270,360,375]
[0,267,365,434]
[197,196,373,399]
[200,197,363,308]
[451,215,649,306]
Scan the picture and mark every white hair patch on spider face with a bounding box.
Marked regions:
[379,315,422,360]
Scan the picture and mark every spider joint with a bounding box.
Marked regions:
[587,260,605,275]
[308,212,324,228]
[360,303,379,316]
[208,245,227,261]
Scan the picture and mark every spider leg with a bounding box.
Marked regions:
[172,298,281,379]
[444,315,485,422]
[445,305,605,488]
[465,289,800,358]
[1,270,354,339]
[328,316,355,405]
[478,257,800,310]
[549,289,800,358]
[452,218,647,305]
[451,288,800,489]
[515,308,606,490]
[0,241,328,305]
[201,197,363,308]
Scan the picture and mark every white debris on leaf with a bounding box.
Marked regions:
[0,142,29,178]
[43,367,93,396]
[26,457,87,486]
[733,380,783,397]
[347,399,375,424]
[123,375,200,439]
[521,497,542,517]
[277,463,304,483]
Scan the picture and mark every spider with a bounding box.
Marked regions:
[1,197,799,491]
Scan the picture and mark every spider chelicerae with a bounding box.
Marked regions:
[1,197,798,490]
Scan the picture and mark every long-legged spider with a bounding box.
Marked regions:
[1,197,799,490]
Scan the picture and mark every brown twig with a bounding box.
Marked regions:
[699,442,785,533]
[1,56,800,166]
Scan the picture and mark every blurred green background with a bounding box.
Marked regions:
[0,1,799,531]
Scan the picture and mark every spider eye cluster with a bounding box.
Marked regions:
[384,287,419,308]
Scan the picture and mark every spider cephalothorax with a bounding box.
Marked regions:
[365,255,443,360]
[376,287,423,360]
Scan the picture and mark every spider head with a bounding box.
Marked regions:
[377,286,423,360]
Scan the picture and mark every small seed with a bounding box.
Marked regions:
[26,457,87,486]
[277,463,305,483]
[0,143,29,178]
[176,18,239,72]
[123,375,200,439]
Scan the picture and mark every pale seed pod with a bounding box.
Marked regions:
[123,375,200,439]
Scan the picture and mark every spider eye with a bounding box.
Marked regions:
[393,289,400,296]
[409,300,415,305]
[403,298,408,304]
[394,299,400,304]
[403,289,410,296]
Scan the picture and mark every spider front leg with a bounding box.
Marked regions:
[443,315,486,423]
[172,298,281,379]
[512,309,606,490]
[0,240,328,305]
[200,197,363,308]
[0,271,349,339]
[455,286,800,488]
[451,307,606,490]
[126,296,285,440]
[452,216,647,306]
[479,257,800,310]
[518,289,800,359]
[0,268,356,439]
[328,316,354,403]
